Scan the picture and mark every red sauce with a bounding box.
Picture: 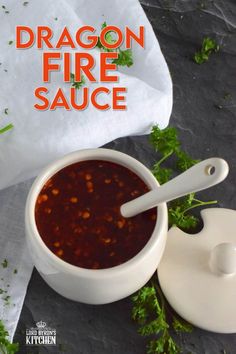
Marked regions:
[35,160,157,269]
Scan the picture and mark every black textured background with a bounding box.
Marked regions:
[14,1,236,353]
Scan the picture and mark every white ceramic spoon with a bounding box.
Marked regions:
[121,158,229,218]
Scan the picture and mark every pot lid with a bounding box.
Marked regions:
[158,208,236,333]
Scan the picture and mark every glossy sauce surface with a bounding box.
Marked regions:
[35,160,157,269]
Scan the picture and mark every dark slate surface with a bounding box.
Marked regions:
[14,1,236,353]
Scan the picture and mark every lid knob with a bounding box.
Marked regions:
[209,242,236,276]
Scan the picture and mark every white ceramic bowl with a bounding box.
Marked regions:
[25,148,168,304]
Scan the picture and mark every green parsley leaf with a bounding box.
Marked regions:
[147,335,181,354]
[0,124,14,135]
[194,37,219,64]
[13,269,18,274]
[172,317,193,333]
[176,151,200,172]
[168,206,199,230]
[101,21,108,30]
[3,295,11,305]
[152,163,172,185]
[223,92,231,100]
[150,126,180,157]
[96,22,116,52]
[139,316,169,336]
[4,108,8,115]
[23,1,29,5]
[8,41,13,45]
[168,194,217,230]
[147,337,166,354]
[167,337,181,354]
[184,192,195,206]
[112,49,133,67]
[0,320,19,354]
[202,37,219,53]
[1,259,8,268]
[132,286,161,324]
[70,73,85,90]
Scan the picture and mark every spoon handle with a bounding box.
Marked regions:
[121,158,229,218]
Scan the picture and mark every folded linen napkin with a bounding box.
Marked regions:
[0,0,172,340]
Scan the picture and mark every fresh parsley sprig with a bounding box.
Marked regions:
[168,195,217,230]
[150,126,180,157]
[132,284,192,354]
[70,73,86,90]
[0,320,19,354]
[193,37,219,64]
[149,125,217,230]
[96,22,133,68]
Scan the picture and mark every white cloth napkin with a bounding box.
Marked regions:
[0,0,172,190]
[0,180,33,341]
[0,0,172,340]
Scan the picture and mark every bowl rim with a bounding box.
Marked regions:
[25,148,168,278]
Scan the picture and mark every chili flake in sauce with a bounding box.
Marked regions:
[35,160,157,269]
